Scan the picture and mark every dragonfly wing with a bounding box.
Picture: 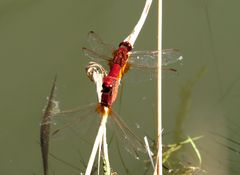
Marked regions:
[110,111,146,159]
[128,49,183,69]
[50,103,98,137]
[86,31,116,58]
[162,49,183,66]
[82,47,112,62]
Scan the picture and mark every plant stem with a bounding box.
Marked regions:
[85,115,108,175]
[156,0,163,174]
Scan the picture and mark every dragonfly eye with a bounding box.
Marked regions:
[119,41,132,51]
[102,84,111,93]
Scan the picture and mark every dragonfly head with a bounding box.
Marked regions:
[101,88,112,108]
[119,41,132,51]
[101,77,113,107]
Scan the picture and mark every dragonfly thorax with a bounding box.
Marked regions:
[112,47,129,67]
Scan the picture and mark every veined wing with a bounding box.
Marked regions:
[128,49,183,69]
[82,47,112,62]
[50,103,98,137]
[86,31,116,59]
[111,111,146,159]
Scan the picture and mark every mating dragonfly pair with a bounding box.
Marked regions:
[41,31,183,174]
[54,31,183,153]
[83,31,183,109]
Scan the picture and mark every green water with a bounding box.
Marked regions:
[0,0,240,174]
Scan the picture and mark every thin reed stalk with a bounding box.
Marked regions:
[155,0,163,174]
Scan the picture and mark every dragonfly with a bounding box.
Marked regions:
[50,62,146,159]
[43,63,152,175]
[44,32,182,173]
[82,31,183,108]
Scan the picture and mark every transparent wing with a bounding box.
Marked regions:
[128,49,183,69]
[82,47,112,62]
[86,31,116,59]
[110,111,146,159]
[50,103,98,137]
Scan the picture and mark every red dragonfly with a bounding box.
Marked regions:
[82,31,183,108]
[47,32,182,168]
